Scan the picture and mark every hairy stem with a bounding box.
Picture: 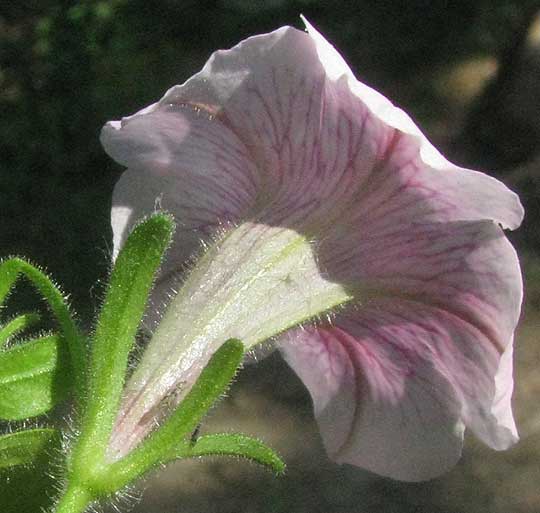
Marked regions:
[54,484,92,513]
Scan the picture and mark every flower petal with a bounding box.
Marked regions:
[155,25,350,223]
[155,21,523,230]
[321,219,522,359]
[102,103,260,264]
[317,219,522,458]
[279,318,464,482]
[303,18,523,230]
[104,22,523,256]
[280,296,518,481]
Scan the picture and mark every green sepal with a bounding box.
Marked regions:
[0,428,57,469]
[0,334,70,420]
[77,213,175,454]
[179,433,285,475]
[0,313,41,349]
[99,339,245,494]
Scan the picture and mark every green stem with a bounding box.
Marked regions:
[54,484,93,513]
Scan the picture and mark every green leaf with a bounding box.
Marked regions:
[99,339,245,494]
[0,258,21,306]
[0,258,85,397]
[0,334,70,420]
[0,428,57,469]
[78,213,175,453]
[0,313,41,349]
[181,433,285,474]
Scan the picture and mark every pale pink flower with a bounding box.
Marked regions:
[101,19,523,481]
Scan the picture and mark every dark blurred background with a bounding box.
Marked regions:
[1,1,540,512]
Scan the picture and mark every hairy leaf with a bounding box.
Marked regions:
[0,334,69,419]
[0,258,85,397]
[0,313,41,349]
[77,213,174,453]
[0,428,57,469]
[183,433,285,474]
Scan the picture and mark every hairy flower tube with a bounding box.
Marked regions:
[101,18,523,481]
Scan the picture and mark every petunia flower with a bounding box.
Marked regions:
[100,18,523,481]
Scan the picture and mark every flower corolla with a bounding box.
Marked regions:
[101,18,523,481]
